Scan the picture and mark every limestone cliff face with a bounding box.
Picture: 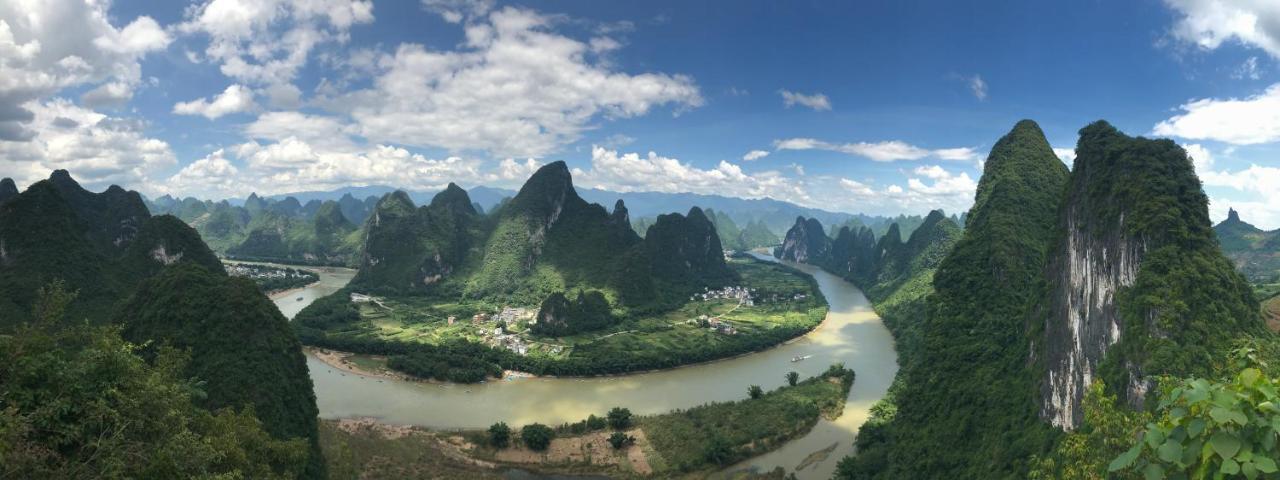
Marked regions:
[1037,121,1255,430]
[774,217,830,263]
[1040,184,1147,429]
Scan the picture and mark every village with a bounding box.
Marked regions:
[345,272,815,358]
[226,263,315,282]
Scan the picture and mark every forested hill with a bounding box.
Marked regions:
[836,120,1269,479]
[350,161,735,314]
[1215,208,1280,283]
[1037,121,1260,430]
[0,170,223,325]
[0,171,326,478]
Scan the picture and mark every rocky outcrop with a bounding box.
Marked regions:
[1038,121,1259,430]
[353,186,480,293]
[0,178,16,204]
[532,290,615,336]
[1039,177,1147,429]
[774,216,831,263]
[643,206,733,284]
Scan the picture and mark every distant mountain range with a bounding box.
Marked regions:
[143,181,947,268]
[250,183,929,237]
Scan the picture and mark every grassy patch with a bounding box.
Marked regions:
[640,364,855,475]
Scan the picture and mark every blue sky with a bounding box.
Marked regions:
[1,0,1278,227]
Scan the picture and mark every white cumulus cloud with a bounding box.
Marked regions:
[324,7,701,158]
[0,98,176,190]
[0,0,171,139]
[173,84,257,119]
[1164,0,1280,59]
[1153,83,1280,144]
[742,149,770,161]
[575,146,812,205]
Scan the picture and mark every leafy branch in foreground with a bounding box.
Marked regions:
[1111,349,1280,479]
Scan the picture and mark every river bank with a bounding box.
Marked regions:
[275,255,897,479]
[317,366,853,479]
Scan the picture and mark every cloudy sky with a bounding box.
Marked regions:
[1,0,1279,227]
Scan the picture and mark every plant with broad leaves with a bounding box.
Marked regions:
[1109,365,1280,479]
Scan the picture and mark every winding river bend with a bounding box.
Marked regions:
[268,256,898,479]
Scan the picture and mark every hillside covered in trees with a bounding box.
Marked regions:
[346,161,735,315]
[822,120,1272,479]
[0,172,326,478]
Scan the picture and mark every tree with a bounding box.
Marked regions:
[0,282,308,479]
[704,434,735,465]
[608,431,635,450]
[522,423,554,451]
[748,385,764,399]
[1028,381,1147,480]
[1110,353,1280,479]
[786,371,800,386]
[608,407,633,430]
[488,422,511,448]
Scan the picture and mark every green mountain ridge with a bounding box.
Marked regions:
[833,120,1267,479]
[350,161,735,316]
[0,171,327,477]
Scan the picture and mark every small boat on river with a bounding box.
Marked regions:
[791,354,811,362]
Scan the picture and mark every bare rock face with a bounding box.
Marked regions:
[1037,121,1250,430]
[1040,205,1147,428]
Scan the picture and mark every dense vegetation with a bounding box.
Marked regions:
[0,171,328,478]
[0,171,222,327]
[297,257,826,381]
[640,364,855,474]
[838,120,1071,478]
[531,290,616,336]
[348,162,735,318]
[116,263,326,478]
[0,282,309,479]
[1066,122,1262,408]
[832,120,1273,479]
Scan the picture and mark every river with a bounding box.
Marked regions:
[267,256,898,479]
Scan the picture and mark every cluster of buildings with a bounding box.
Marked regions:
[698,315,738,335]
[226,263,311,281]
[692,285,756,306]
[470,307,538,356]
[469,307,534,326]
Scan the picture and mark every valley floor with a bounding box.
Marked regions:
[304,256,829,381]
[318,366,854,479]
